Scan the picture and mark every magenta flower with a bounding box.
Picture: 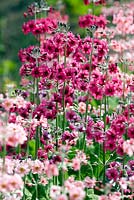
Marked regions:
[66,110,78,122]
[83,0,90,5]
[128,124,134,138]
[106,168,119,181]
[79,14,107,29]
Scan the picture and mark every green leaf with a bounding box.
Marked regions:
[87,189,94,195]
[28,139,36,157]
[24,188,32,198]
[86,194,99,200]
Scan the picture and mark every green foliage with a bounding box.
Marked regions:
[0,60,16,75]
[86,194,99,200]
[28,139,36,157]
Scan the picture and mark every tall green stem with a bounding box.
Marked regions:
[103,95,107,185]
[56,82,59,151]
[34,58,40,159]
[2,141,6,173]
[84,36,94,150]
[62,37,67,133]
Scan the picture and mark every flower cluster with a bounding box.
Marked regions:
[22,17,57,35]
[79,14,107,29]
[83,0,106,6]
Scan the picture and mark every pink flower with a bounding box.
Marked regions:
[79,14,107,29]
[104,82,115,96]
[108,192,121,200]
[50,185,61,200]
[83,0,90,5]
[57,194,68,200]
[69,186,85,200]
[128,124,134,138]
[106,168,119,181]
[40,177,48,186]
[99,196,108,200]
[2,98,14,111]
[45,162,59,178]
[15,161,30,176]
[0,123,27,147]
[78,102,86,114]
[119,178,128,190]
[31,160,44,174]
[0,174,23,193]
[123,139,134,156]
[84,177,96,188]
[129,176,134,189]
[72,158,81,171]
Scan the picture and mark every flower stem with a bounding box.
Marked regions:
[62,39,67,133]
[2,142,6,173]
[103,95,107,186]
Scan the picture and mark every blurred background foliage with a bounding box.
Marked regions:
[0,0,104,92]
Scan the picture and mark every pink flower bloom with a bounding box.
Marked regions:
[128,124,134,138]
[123,139,134,156]
[0,174,23,193]
[129,176,134,189]
[119,178,128,190]
[69,186,85,200]
[40,177,48,186]
[31,160,44,174]
[79,14,107,29]
[2,98,14,111]
[0,123,27,147]
[72,158,81,171]
[78,102,87,114]
[83,0,90,5]
[45,162,59,178]
[108,192,121,200]
[22,18,57,35]
[39,115,48,128]
[50,185,61,200]
[57,194,68,200]
[106,168,119,181]
[15,161,30,176]
[84,177,96,188]
[99,196,108,200]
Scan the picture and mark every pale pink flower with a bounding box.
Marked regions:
[119,178,128,190]
[2,98,14,111]
[20,77,30,86]
[129,176,134,189]
[45,162,59,178]
[123,139,134,156]
[40,177,48,186]
[64,177,75,190]
[74,181,85,189]
[57,194,68,200]
[31,160,44,174]
[69,186,85,200]
[99,196,108,200]
[108,192,121,200]
[14,96,27,108]
[50,185,61,200]
[5,123,27,147]
[84,177,96,188]
[15,161,30,176]
[76,151,87,164]
[39,115,48,128]
[72,158,81,171]
[0,174,23,193]
[78,102,86,114]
